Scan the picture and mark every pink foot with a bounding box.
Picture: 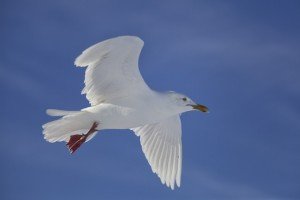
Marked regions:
[66,122,99,154]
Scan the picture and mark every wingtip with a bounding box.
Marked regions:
[74,56,88,67]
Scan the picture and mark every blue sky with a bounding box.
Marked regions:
[1,0,300,199]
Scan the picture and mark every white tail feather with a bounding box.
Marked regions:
[43,110,97,143]
[46,109,80,117]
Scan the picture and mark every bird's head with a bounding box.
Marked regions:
[166,91,209,113]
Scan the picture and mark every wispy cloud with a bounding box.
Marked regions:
[184,167,280,200]
[0,63,48,103]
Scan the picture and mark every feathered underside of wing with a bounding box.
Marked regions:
[131,115,182,190]
[74,36,151,106]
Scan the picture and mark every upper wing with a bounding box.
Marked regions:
[131,115,182,190]
[75,36,151,106]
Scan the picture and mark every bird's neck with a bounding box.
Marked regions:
[151,92,185,116]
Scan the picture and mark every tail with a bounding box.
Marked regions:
[42,109,98,143]
[46,109,80,117]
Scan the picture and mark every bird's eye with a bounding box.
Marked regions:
[182,97,187,101]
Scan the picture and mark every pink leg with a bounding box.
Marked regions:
[66,122,99,154]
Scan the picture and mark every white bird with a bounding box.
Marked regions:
[42,36,208,190]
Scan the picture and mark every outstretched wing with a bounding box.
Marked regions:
[131,115,182,190]
[75,36,151,106]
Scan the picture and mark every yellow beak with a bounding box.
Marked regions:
[191,104,209,113]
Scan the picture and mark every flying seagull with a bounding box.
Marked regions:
[42,36,208,190]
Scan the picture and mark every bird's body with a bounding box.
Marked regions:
[83,93,184,129]
[43,36,208,189]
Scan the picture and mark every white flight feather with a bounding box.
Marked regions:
[131,115,182,190]
[74,36,151,106]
